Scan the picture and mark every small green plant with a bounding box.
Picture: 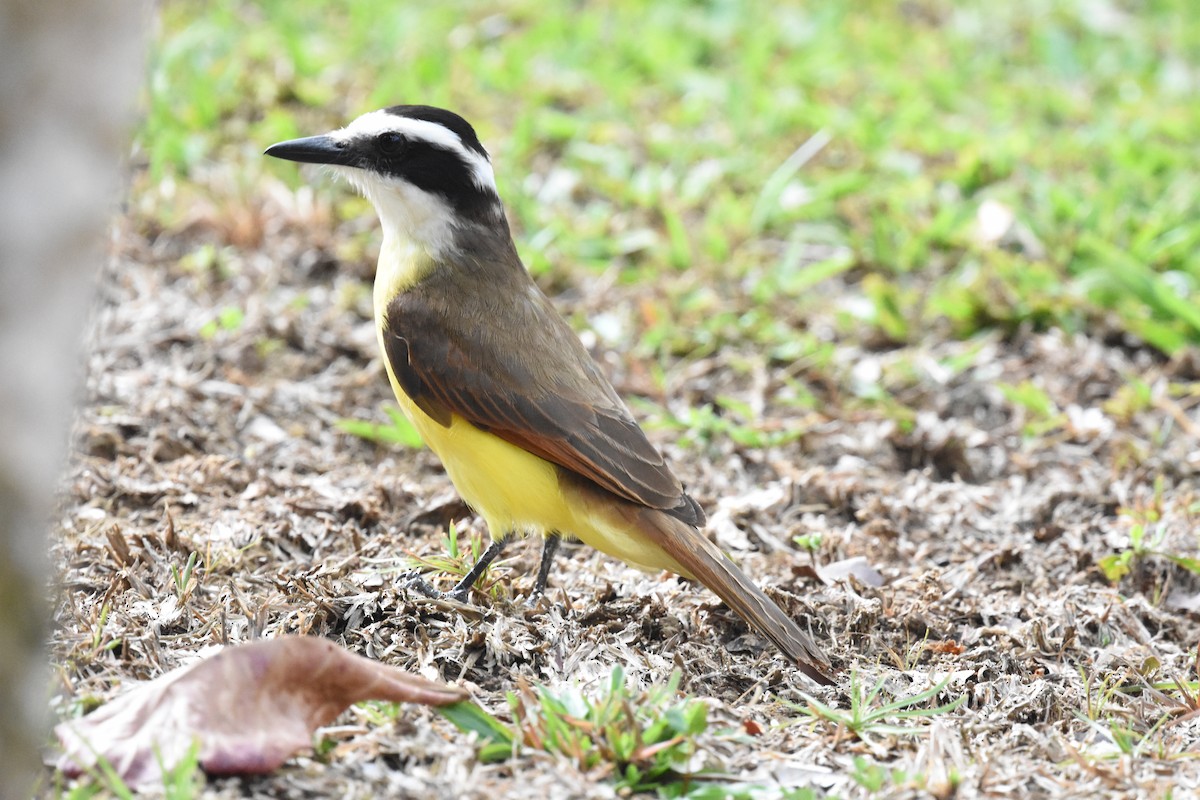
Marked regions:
[996,380,1064,438]
[436,699,518,763]
[850,756,908,793]
[157,740,205,800]
[335,404,423,448]
[1074,707,1179,766]
[179,243,238,281]
[54,778,105,800]
[792,531,823,553]
[1074,659,1199,767]
[1102,377,1154,424]
[1098,477,1200,583]
[1079,235,1200,355]
[440,667,719,795]
[170,551,199,602]
[1105,716,1172,760]
[1080,667,1127,722]
[848,754,960,797]
[311,734,339,760]
[85,602,122,661]
[198,306,244,339]
[789,671,965,743]
[74,752,137,800]
[647,397,805,450]
[883,636,934,673]
[353,699,403,726]
[860,273,912,343]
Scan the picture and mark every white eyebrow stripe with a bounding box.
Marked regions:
[335,110,496,192]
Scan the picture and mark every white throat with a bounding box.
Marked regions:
[335,167,458,262]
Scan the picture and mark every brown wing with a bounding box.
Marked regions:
[382,282,704,527]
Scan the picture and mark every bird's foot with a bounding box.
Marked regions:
[523,587,548,610]
[404,571,471,605]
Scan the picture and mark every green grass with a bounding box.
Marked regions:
[197,305,245,340]
[1073,664,1199,770]
[1098,476,1200,584]
[403,521,513,601]
[440,667,772,797]
[141,0,1200,359]
[50,741,204,800]
[335,403,423,448]
[788,671,966,743]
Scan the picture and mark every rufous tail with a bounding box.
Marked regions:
[634,508,834,684]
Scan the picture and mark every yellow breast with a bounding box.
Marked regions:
[372,239,571,538]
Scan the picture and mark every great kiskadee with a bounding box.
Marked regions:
[266,106,833,683]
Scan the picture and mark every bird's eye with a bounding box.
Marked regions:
[376,132,405,155]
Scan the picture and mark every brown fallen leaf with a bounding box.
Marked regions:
[56,636,467,788]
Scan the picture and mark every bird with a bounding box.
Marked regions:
[265,105,833,683]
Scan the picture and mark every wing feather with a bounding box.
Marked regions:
[383,285,704,527]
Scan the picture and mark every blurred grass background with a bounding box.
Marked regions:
[139,0,1199,359]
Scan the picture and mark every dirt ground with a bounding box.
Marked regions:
[48,179,1200,798]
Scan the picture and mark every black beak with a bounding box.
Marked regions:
[264,134,356,167]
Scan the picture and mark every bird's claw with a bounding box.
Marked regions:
[523,588,548,610]
[404,571,471,604]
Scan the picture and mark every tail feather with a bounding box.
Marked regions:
[633,508,834,685]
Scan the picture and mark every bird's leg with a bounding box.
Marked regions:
[447,533,512,602]
[408,532,512,604]
[528,534,561,603]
